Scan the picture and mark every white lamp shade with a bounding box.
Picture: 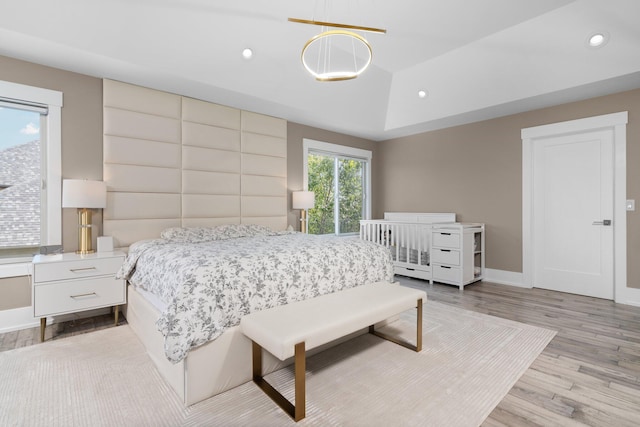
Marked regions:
[62,179,107,208]
[292,191,315,210]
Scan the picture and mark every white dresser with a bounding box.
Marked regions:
[32,251,126,341]
[430,223,485,289]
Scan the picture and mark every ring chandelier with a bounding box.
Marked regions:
[288,18,386,82]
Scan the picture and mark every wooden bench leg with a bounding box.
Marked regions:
[417,297,423,351]
[294,342,306,421]
[369,298,423,352]
[252,340,306,422]
[40,318,46,342]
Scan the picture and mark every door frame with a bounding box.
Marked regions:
[522,111,628,301]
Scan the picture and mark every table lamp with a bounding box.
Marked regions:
[62,179,107,254]
[292,191,315,233]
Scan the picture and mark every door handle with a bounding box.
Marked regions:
[592,220,612,226]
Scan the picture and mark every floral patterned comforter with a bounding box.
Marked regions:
[117,225,394,363]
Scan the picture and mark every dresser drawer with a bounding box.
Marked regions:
[34,276,126,317]
[432,231,460,248]
[394,266,431,281]
[34,256,124,283]
[432,264,461,284]
[431,248,460,266]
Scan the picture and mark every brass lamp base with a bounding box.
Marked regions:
[300,209,308,234]
[76,208,95,254]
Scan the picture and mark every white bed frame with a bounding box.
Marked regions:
[125,285,289,405]
[360,213,456,280]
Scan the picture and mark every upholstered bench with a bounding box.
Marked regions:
[240,281,427,422]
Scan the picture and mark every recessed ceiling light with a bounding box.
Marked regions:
[586,32,609,49]
[242,48,253,59]
[418,90,428,99]
[589,34,604,46]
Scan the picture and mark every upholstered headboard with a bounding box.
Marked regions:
[103,80,287,248]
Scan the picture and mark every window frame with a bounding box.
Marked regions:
[302,139,372,235]
[0,80,62,277]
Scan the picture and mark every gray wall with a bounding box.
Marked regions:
[0,55,103,311]
[2,53,639,316]
[377,88,640,287]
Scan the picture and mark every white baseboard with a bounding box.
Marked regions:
[0,306,112,334]
[615,286,640,307]
[483,269,529,288]
[484,269,640,307]
[0,307,40,334]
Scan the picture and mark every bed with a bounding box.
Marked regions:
[360,212,456,280]
[119,225,394,405]
[102,79,395,405]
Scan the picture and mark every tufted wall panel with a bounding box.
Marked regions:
[103,80,287,248]
[240,111,287,230]
[181,97,242,228]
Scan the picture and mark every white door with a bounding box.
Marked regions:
[533,129,614,299]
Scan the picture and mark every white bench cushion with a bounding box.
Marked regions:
[240,281,427,360]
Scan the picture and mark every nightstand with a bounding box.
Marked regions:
[31,251,126,341]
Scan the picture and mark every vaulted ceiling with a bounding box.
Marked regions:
[1,0,639,140]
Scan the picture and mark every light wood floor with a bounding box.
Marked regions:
[397,277,640,427]
[2,279,639,426]
[0,312,126,352]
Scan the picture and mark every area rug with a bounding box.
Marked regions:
[0,301,555,426]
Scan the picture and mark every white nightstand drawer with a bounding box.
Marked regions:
[34,256,123,283]
[432,231,460,248]
[431,248,460,266]
[432,264,461,283]
[34,276,126,317]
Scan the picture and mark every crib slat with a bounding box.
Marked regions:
[359,219,433,272]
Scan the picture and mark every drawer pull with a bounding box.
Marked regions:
[69,267,98,273]
[406,268,415,271]
[440,266,452,269]
[440,233,451,236]
[440,249,451,253]
[70,292,98,299]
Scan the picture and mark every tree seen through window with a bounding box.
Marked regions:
[307,153,365,235]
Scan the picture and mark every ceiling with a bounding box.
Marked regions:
[1,0,639,141]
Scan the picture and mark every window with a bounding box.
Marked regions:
[0,80,62,273]
[303,139,371,235]
[0,105,42,255]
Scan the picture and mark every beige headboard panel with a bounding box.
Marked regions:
[103,80,287,248]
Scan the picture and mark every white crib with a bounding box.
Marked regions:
[360,213,456,281]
